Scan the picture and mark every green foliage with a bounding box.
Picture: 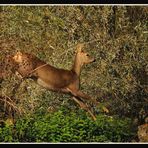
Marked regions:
[0,6,147,142]
[0,109,135,142]
[0,124,13,142]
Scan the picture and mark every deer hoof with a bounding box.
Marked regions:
[102,106,109,113]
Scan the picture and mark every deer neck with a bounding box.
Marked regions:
[72,54,83,76]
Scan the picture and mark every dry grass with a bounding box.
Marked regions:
[0,6,147,124]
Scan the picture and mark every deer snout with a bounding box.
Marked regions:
[88,58,96,64]
[93,59,96,62]
[90,58,96,63]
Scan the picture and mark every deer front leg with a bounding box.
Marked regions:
[67,88,109,113]
[68,89,98,106]
[76,90,98,105]
[76,91,109,113]
[72,97,96,121]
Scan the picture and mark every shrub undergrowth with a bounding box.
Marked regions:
[0,109,135,142]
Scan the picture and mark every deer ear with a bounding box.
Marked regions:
[76,43,84,52]
[16,51,22,56]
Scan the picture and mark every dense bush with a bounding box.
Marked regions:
[0,109,135,142]
[0,6,147,142]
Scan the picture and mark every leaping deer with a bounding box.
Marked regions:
[12,44,109,121]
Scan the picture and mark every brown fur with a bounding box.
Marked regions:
[12,44,108,120]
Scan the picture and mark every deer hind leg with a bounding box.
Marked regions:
[72,97,96,121]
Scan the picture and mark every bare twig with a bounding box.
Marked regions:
[0,95,23,115]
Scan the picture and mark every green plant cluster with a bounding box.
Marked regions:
[0,6,147,142]
[0,109,135,142]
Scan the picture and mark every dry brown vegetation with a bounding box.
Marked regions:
[0,6,148,142]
